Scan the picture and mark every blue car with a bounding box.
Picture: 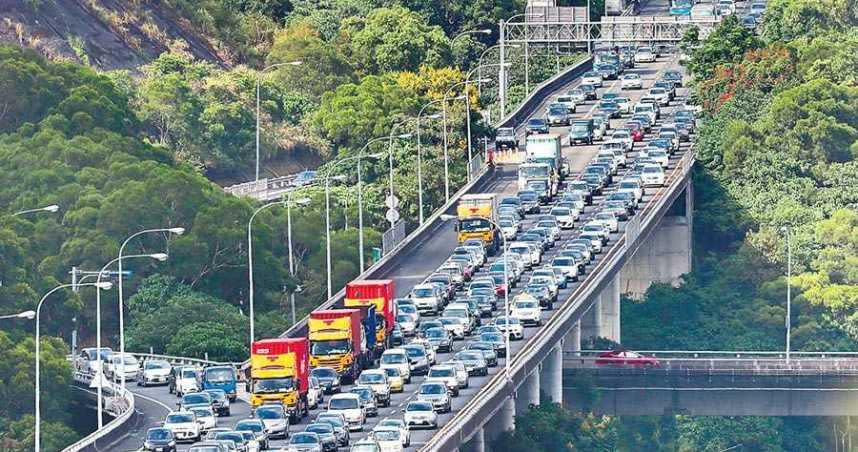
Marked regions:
[670,0,693,15]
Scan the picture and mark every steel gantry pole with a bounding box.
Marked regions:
[36,282,111,452]
[116,227,183,392]
[286,192,311,324]
[255,61,302,181]
[781,226,792,363]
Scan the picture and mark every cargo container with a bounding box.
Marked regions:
[250,338,309,421]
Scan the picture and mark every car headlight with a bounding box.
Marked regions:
[144,441,152,449]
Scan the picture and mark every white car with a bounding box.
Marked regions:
[357,370,392,407]
[617,178,644,202]
[163,411,201,442]
[582,71,603,87]
[620,73,643,89]
[611,130,634,152]
[581,222,610,243]
[439,316,468,339]
[613,96,632,114]
[403,401,438,430]
[633,103,657,124]
[137,359,171,386]
[426,365,460,396]
[396,303,420,324]
[648,88,670,106]
[593,212,619,233]
[649,150,669,168]
[416,382,452,413]
[174,367,200,396]
[395,314,417,336]
[308,377,324,409]
[326,393,365,431]
[410,284,442,315]
[635,47,655,63]
[549,207,576,228]
[508,242,538,266]
[641,164,665,187]
[374,419,411,447]
[551,256,580,282]
[555,94,578,113]
[448,361,470,388]
[578,233,604,253]
[510,297,542,326]
[189,406,217,431]
[379,349,412,383]
[493,317,525,340]
[77,347,112,375]
[499,219,518,240]
[370,428,406,452]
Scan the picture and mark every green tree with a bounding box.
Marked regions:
[687,15,763,79]
[166,322,247,361]
[340,6,452,74]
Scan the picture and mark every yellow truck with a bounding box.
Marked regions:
[455,193,500,254]
[249,338,309,421]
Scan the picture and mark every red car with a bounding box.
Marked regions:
[625,122,645,141]
[595,350,660,367]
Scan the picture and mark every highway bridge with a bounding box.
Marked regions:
[70,2,792,452]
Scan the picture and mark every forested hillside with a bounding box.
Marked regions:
[490,0,858,450]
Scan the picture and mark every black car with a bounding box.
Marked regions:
[578,83,598,100]
[310,367,340,394]
[580,174,604,194]
[517,190,541,213]
[495,127,518,149]
[594,63,618,80]
[391,324,404,346]
[143,428,176,452]
[425,327,454,352]
[525,118,549,135]
[524,285,552,309]
[499,196,525,218]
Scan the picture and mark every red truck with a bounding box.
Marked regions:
[308,309,373,381]
[344,280,396,351]
[250,338,309,421]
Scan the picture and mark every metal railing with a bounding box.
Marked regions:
[224,174,300,200]
[63,372,135,452]
[424,137,698,451]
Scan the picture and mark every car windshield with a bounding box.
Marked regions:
[429,368,454,377]
[381,353,406,364]
[404,347,425,358]
[311,368,337,379]
[215,432,245,444]
[307,424,333,434]
[420,384,446,395]
[374,430,401,441]
[147,429,172,440]
[407,402,433,411]
[643,166,662,174]
[311,340,350,355]
[554,258,576,266]
[167,413,194,424]
[383,367,401,377]
[183,393,209,404]
[548,106,566,115]
[426,329,446,338]
[460,218,492,232]
[291,433,319,444]
[204,368,234,383]
[255,407,284,419]
[528,119,546,126]
[252,377,294,393]
[516,301,538,309]
[351,388,373,400]
[396,314,412,323]
[359,373,384,383]
[329,398,359,410]
[481,333,503,342]
[145,361,169,370]
[236,422,263,433]
[181,369,196,379]
[191,408,212,418]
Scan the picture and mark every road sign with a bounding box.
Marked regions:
[384,195,400,209]
[385,208,400,224]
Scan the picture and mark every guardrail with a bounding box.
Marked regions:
[64,372,135,452]
[425,140,697,451]
[279,57,595,343]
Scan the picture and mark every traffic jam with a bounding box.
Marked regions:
[125,45,693,452]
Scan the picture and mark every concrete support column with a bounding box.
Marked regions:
[599,276,621,343]
[540,345,562,404]
[516,370,540,414]
[563,320,582,355]
[471,427,486,452]
[499,396,515,432]
[581,297,602,344]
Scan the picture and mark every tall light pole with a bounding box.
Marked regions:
[324,173,348,299]
[248,201,289,344]
[353,137,399,272]
[440,214,509,377]
[443,77,491,187]
[781,226,792,363]
[117,227,184,391]
[95,253,167,428]
[286,192,311,324]
[415,102,445,225]
[386,121,412,230]
[255,60,303,181]
[498,13,543,117]
[12,204,59,217]
[0,310,35,320]
[36,281,112,452]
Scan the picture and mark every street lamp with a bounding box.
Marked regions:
[440,214,510,379]
[352,137,398,272]
[94,253,167,429]
[117,227,183,391]
[443,77,491,187]
[255,60,303,181]
[386,122,412,230]
[0,310,35,320]
[323,172,348,299]
[285,192,311,324]
[498,13,543,116]
[477,44,520,96]
[12,205,60,217]
[415,102,445,225]
[781,226,792,363]
[35,281,112,452]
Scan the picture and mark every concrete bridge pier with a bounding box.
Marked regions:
[581,295,602,342]
[484,397,516,445]
[563,320,581,355]
[540,345,563,403]
[620,181,693,298]
[516,370,541,414]
[600,276,620,343]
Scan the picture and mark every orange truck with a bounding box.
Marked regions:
[344,280,396,352]
[250,338,309,421]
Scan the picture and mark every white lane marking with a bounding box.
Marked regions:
[131,390,173,412]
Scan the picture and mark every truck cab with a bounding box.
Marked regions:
[250,338,310,422]
[202,365,238,402]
